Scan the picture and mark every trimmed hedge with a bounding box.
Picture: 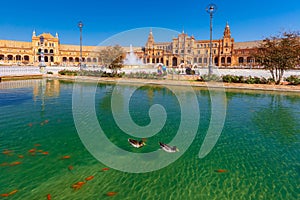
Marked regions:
[285,75,300,85]
[198,74,275,84]
[58,70,124,78]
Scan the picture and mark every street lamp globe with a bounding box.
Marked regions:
[206,3,217,14]
[206,3,217,75]
[78,21,83,29]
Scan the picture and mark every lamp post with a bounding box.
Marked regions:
[39,36,46,72]
[206,3,217,75]
[78,21,83,69]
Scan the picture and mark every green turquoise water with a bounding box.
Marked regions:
[0,79,299,199]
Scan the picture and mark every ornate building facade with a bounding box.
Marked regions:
[0,24,259,67]
[0,31,102,67]
[142,23,259,67]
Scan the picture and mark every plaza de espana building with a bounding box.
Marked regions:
[0,23,261,68]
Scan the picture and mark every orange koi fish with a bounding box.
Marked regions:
[2,149,13,155]
[0,190,18,197]
[28,148,36,153]
[85,176,94,181]
[18,155,24,158]
[8,190,18,195]
[72,181,85,190]
[106,192,117,196]
[41,152,49,155]
[62,155,71,159]
[102,167,109,171]
[68,165,74,171]
[10,161,22,166]
[214,169,228,173]
[47,194,51,200]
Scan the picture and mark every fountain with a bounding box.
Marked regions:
[123,44,145,69]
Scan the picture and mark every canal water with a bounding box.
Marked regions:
[0,79,299,199]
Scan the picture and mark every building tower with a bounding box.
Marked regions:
[221,22,234,66]
[145,28,155,63]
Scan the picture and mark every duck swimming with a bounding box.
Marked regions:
[159,142,179,153]
[128,138,146,148]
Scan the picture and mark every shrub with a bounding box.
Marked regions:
[198,74,222,82]
[58,70,78,76]
[286,75,300,85]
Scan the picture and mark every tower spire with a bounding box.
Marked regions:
[146,28,155,48]
[223,22,231,38]
[32,29,36,37]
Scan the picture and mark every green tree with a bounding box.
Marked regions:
[99,45,125,73]
[254,32,300,84]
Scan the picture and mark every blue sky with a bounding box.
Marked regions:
[1,0,300,46]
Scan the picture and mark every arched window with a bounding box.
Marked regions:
[0,55,4,60]
[221,57,225,63]
[204,58,207,63]
[198,58,202,63]
[87,58,91,62]
[247,57,252,63]
[69,57,74,62]
[227,57,231,64]
[92,58,97,62]
[44,49,48,53]
[214,57,219,65]
[8,55,13,60]
[63,57,67,62]
[16,55,21,61]
[75,57,79,62]
[238,57,244,64]
[50,49,54,53]
[50,56,54,62]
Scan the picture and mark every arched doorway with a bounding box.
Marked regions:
[24,55,29,61]
[214,57,219,66]
[221,57,225,64]
[227,57,231,64]
[8,55,13,61]
[247,57,252,63]
[238,57,244,64]
[172,57,177,67]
